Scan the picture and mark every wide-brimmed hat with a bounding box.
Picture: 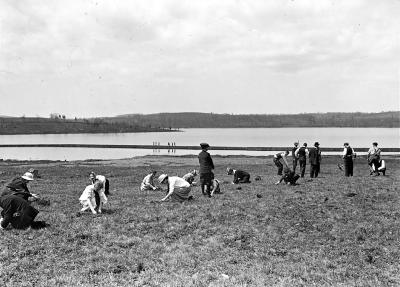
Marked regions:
[200,142,210,149]
[158,174,168,183]
[22,172,34,181]
[314,142,320,147]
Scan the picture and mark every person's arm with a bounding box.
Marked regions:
[87,191,97,214]
[376,148,381,156]
[275,175,284,185]
[379,160,386,170]
[161,179,174,201]
[233,171,239,184]
[208,154,214,170]
[281,154,289,168]
[342,148,347,158]
[294,148,300,158]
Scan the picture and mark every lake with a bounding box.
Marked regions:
[0,128,398,160]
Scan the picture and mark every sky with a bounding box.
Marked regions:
[0,0,399,118]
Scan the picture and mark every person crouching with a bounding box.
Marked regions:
[158,174,192,202]
[79,184,98,214]
[275,168,300,185]
[0,194,40,229]
[227,167,251,184]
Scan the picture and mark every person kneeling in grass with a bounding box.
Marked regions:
[227,167,251,184]
[158,174,192,202]
[372,159,386,176]
[140,170,159,191]
[0,194,46,229]
[275,168,300,185]
[79,184,102,214]
[182,169,198,185]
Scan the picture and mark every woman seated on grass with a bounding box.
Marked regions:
[79,184,106,214]
[275,168,300,186]
[140,170,159,191]
[182,169,198,185]
[0,194,45,230]
[158,174,192,202]
[227,167,251,184]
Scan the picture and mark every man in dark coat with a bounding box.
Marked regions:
[0,194,39,229]
[309,142,322,178]
[342,142,356,177]
[295,143,309,178]
[227,168,251,184]
[275,168,300,185]
[198,143,214,197]
[291,142,299,172]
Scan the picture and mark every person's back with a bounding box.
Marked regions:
[198,150,214,173]
[0,194,39,229]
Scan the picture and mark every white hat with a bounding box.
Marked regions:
[158,174,168,183]
[22,172,34,181]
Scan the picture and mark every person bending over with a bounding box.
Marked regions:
[373,159,386,176]
[275,168,300,185]
[158,174,192,202]
[140,170,159,191]
[0,194,41,229]
[1,172,39,202]
[79,184,98,214]
[227,167,251,184]
[273,150,290,176]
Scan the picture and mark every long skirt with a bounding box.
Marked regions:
[170,187,191,202]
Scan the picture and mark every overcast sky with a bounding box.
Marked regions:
[0,0,399,118]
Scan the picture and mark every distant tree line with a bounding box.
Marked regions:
[105,111,400,128]
[0,117,167,135]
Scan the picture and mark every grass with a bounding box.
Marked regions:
[0,155,399,286]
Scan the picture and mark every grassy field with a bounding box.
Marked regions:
[0,155,399,286]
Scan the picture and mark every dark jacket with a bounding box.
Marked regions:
[1,177,32,201]
[233,170,250,183]
[198,150,214,173]
[0,194,39,229]
[309,147,321,165]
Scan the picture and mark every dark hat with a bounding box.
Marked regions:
[314,142,320,147]
[200,142,210,148]
[343,142,349,146]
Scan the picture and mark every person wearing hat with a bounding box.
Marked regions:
[309,142,322,178]
[182,169,198,185]
[227,167,251,184]
[273,150,290,176]
[1,172,39,202]
[198,143,214,197]
[158,174,192,202]
[0,194,41,229]
[291,142,299,172]
[295,143,309,178]
[140,170,159,191]
[342,143,356,177]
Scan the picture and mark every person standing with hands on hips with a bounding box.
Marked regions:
[295,143,309,178]
[198,143,214,197]
[342,142,356,177]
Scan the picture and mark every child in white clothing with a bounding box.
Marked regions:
[79,185,97,214]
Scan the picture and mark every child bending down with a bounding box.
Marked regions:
[79,184,107,214]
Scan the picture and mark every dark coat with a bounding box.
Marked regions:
[198,150,214,174]
[309,147,321,165]
[0,194,38,229]
[1,177,32,201]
